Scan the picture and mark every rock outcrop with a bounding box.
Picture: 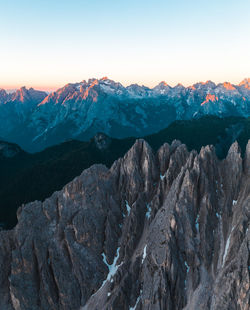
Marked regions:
[0,139,249,310]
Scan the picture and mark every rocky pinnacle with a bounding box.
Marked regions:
[0,139,249,310]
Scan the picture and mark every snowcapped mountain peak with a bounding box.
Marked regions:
[38,78,126,106]
[159,81,169,87]
[87,78,99,85]
[126,84,151,97]
[99,77,124,91]
[153,81,171,95]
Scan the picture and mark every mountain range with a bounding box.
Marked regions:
[0,78,249,152]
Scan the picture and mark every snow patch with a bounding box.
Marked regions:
[100,247,123,289]
[195,214,199,232]
[100,84,115,93]
[216,212,221,219]
[142,245,147,264]
[184,261,190,273]
[125,200,131,215]
[146,203,151,219]
[160,174,166,180]
[222,226,235,266]
[129,290,142,310]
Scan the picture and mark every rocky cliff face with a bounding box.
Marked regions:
[0,139,249,310]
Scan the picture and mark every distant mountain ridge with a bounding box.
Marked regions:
[0,78,249,152]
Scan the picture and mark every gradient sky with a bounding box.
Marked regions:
[0,0,250,91]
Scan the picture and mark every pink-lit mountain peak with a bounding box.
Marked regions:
[39,83,81,106]
[159,81,169,87]
[201,94,218,106]
[14,87,29,102]
[201,80,213,85]
[152,81,171,95]
[154,81,171,88]
[222,82,236,90]
[11,87,47,103]
[239,78,250,89]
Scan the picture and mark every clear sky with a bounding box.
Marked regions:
[0,0,249,91]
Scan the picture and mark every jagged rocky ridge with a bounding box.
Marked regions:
[0,78,249,151]
[1,115,249,230]
[0,139,249,310]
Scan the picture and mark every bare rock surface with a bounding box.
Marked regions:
[0,139,249,310]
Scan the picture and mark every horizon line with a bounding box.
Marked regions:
[1,77,249,93]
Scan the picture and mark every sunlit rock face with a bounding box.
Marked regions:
[239,78,250,90]
[0,139,249,310]
[0,78,249,152]
[201,94,218,106]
